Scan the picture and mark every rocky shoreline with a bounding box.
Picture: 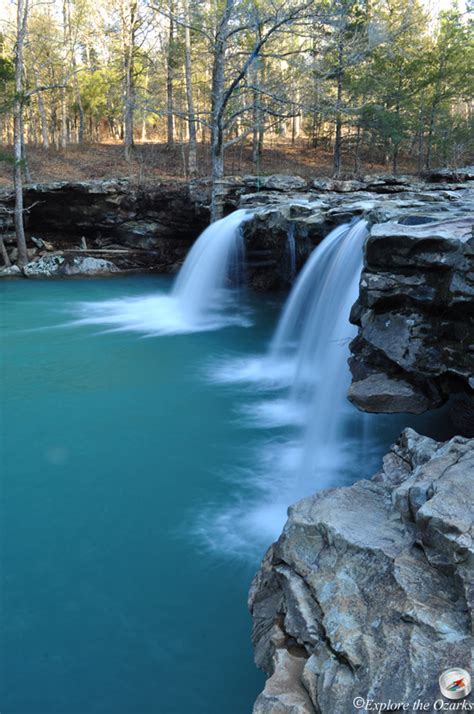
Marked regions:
[244,172,473,712]
[2,170,473,713]
[249,429,473,713]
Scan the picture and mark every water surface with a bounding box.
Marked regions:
[1,276,273,714]
[0,274,452,714]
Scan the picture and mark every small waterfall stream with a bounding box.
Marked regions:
[172,209,251,325]
[74,209,253,335]
[286,224,297,284]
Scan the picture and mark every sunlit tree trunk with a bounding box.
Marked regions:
[13,0,29,266]
[121,0,137,162]
[210,0,234,222]
[183,0,197,176]
[166,0,175,148]
[333,42,344,177]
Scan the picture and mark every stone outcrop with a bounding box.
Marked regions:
[1,172,473,283]
[239,176,473,291]
[23,254,119,277]
[348,217,474,431]
[0,179,208,274]
[249,429,473,714]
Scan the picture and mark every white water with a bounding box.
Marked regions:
[294,220,369,486]
[172,209,251,324]
[203,219,373,553]
[286,224,297,284]
[72,209,253,335]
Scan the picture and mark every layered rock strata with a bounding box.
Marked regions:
[348,217,474,433]
[249,429,473,714]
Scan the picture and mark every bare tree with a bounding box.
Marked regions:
[119,0,138,162]
[13,0,29,266]
[166,0,175,147]
[183,0,197,176]
[209,0,314,221]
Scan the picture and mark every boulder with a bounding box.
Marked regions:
[23,254,119,277]
[60,256,119,275]
[0,264,22,277]
[423,166,474,183]
[249,429,474,714]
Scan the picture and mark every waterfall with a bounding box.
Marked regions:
[204,219,371,550]
[270,222,351,364]
[73,209,253,336]
[286,224,297,284]
[294,220,369,486]
[172,209,252,326]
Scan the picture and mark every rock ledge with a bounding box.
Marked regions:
[249,429,473,713]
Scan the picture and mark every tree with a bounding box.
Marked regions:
[208,0,314,221]
[13,0,29,266]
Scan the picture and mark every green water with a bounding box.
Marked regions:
[1,276,277,714]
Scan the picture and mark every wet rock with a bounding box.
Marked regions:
[349,217,474,419]
[0,264,22,277]
[23,254,119,277]
[249,430,474,714]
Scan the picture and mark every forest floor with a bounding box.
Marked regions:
[0,138,416,188]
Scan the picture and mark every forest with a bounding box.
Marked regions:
[0,0,473,187]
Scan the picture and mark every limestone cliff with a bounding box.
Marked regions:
[249,429,473,713]
[348,217,474,435]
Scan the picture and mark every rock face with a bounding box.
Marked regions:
[249,429,473,714]
[1,172,473,284]
[239,174,474,291]
[0,179,208,273]
[348,217,474,430]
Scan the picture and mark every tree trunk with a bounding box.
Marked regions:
[166,1,175,148]
[210,0,234,222]
[334,43,343,176]
[37,92,49,147]
[13,0,29,267]
[0,236,11,267]
[60,88,67,149]
[251,64,260,169]
[353,123,362,174]
[76,86,85,144]
[122,0,136,162]
[184,0,197,177]
[425,100,437,170]
[21,113,32,182]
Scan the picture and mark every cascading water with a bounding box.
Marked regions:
[172,209,251,325]
[204,215,450,555]
[73,209,253,335]
[270,222,351,366]
[258,218,369,454]
[204,219,372,550]
[286,224,297,284]
[294,220,369,486]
